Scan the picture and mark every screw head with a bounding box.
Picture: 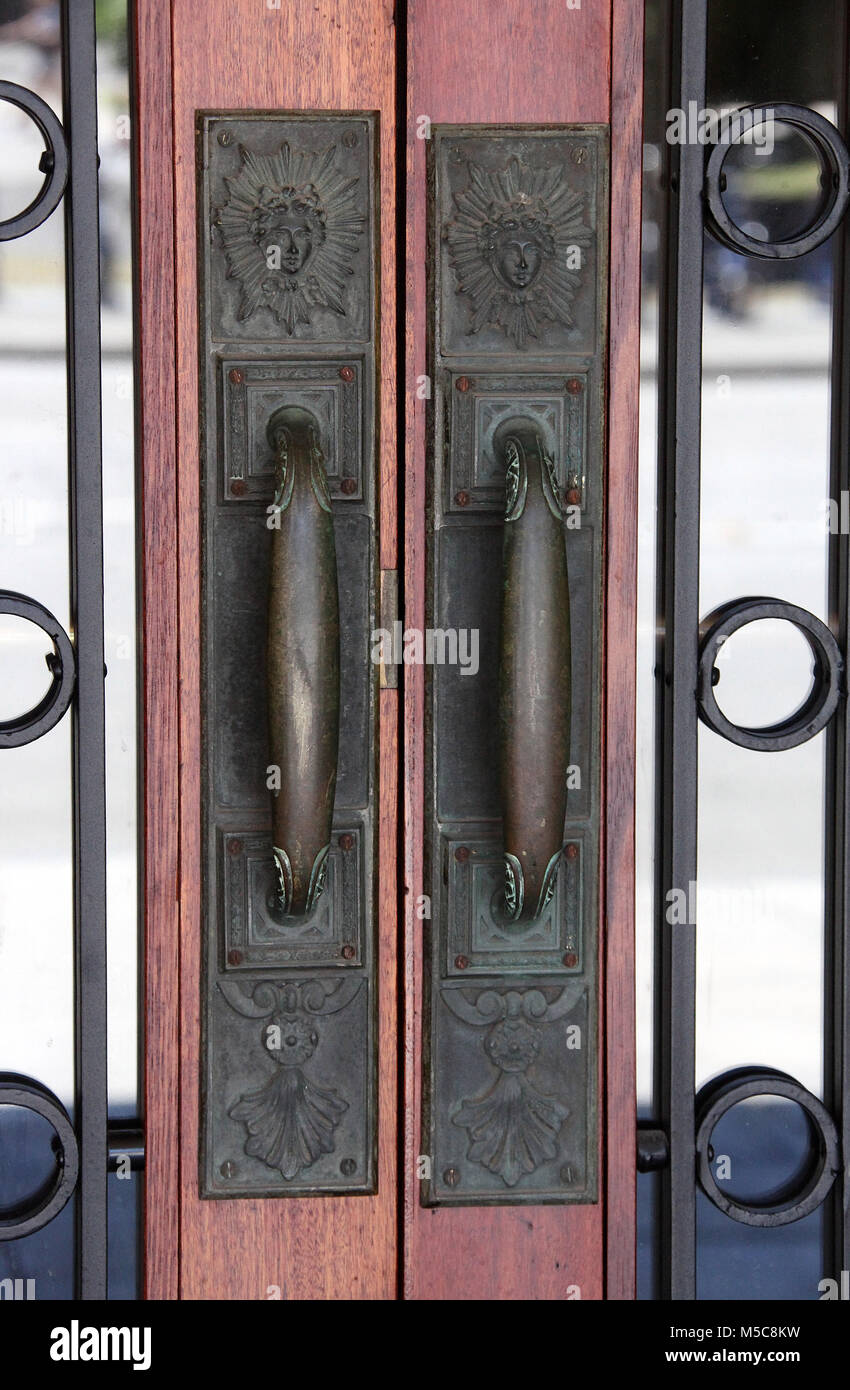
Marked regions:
[454,954,469,970]
[455,490,470,507]
[339,833,355,851]
[339,365,355,383]
[443,1167,461,1187]
[217,130,233,147]
[341,944,356,961]
[228,367,244,385]
[563,952,578,968]
[566,377,584,395]
[566,488,581,506]
[342,131,358,149]
[560,1163,575,1184]
[565,843,578,860]
[231,479,247,497]
[341,477,357,495]
[340,1157,357,1175]
[455,376,472,392]
[228,839,243,856]
[220,1160,237,1177]
[227,949,243,967]
[454,846,470,862]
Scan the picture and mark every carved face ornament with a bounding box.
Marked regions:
[446,157,591,349]
[218,141,365,334]
[248,184,325,274]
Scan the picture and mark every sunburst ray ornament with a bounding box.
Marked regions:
[445,156,591,349]
[218,141,366,334]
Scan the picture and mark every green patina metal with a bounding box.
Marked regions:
[423,124,608,1206]
[197,112,379,1200]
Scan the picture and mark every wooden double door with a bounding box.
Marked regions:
[134,0,641,1300]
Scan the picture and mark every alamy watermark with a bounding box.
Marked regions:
[666,103,776,155]
[371,622,479,676]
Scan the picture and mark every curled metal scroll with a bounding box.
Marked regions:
[0,1074,79,1241]
[697,597,842,751]
[704,104,850,260]
[0,591,77,748]
[0,81,68,241]
[695,1066,840,1227]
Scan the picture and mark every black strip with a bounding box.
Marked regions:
[826,0,850,1289]
[654,0,706,1302]
[61,0,108,1300]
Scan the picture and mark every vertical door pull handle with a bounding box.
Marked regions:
[498,418,571,924]
[266,406,340,917]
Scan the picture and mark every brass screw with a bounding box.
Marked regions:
[339,833,355,851]
[566,488,581,506]
[454,954,469,970]
[563,952,578,968]
[220,1160,237,1177]
[228,367,244,385]
[565,843,578,860]
[339,366,355,383]
[456,376,472,392]
[341,478,357,495]
[217,131,233,147]
[566,377,584,395]
[228,839,243,856]
[455,490,470,507]
[454,846,470,862]
[231,479,247,497]
[443,1167,461,1187]
[341,944,356,961]
[228,949,243,966]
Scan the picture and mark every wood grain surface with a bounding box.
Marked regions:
[402,0,641,1300]
[138,0,398,1299]
[134,0,180,1302]
[138,0,640,1300]
[604,0,644,1301]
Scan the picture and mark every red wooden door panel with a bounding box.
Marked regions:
[402,0,642,1302]
[135,0,398,1301]
[134,0,641,1300]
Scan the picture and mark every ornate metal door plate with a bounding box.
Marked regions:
[423,125,608,1205]
[197,112,379,1198]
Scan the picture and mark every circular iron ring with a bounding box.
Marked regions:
[0,81,68,241]
[705,104,850,259]
[0,1074,79,1241]
[697,597,842,751]
[695,1067,840,1227]
[0,591,76,748]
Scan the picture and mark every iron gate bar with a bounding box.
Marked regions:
[826,0,850,1288]
[654,0,706,1301]
[61,0,108,1300]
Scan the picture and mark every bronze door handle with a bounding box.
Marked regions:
[498,418,571,924]
[266,406,340,917]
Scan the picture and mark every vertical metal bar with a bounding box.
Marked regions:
[654,0,706,1301]
[61,0,108,1300]
[826,0,850,1288]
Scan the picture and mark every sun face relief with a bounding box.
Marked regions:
[445,156,591,349]
[217,141,365,334]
